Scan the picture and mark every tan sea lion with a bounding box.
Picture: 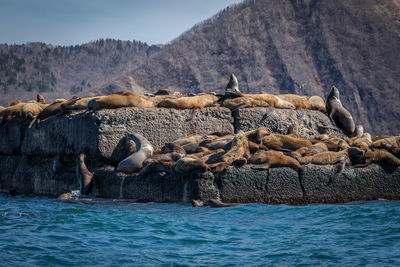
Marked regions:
[191,199,204,207]
[57,192,71,200]
[207,199,240,208]
[92,92,154,110]
[139,159,175,175]
[0,106,4,114]
[262,134,312,151]
[37,93,46,104]
[220,97,272,111]
[157,94,218,109]
[277,94,311,110]
[313,134,350,151]
[299,150,349,165]
[19,102,43,120]
[246,127,271,144]
[248,150,301,170]
[63,96,105,111]
[76,153,94,195]
[326,86,355,135]
[371,136,400,157]
[117,133,154,173]
[347,133,372,151]
[309,95,326,112]
[0,103,25,127]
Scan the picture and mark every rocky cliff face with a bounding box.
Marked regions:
[1,0,399,134]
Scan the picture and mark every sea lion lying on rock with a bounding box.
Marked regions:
[117,133,154,174]
[91,91,154,110]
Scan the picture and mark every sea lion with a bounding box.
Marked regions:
[207,199,240,208]
[246,127,271,144]
[0,103,25,127]
[277,94,311,110]
[220,97,272,111]
[139,159,175,175]
[157,94,218,109]
[63,96,105,111]
[117,133,154,173]
[364,149,400,166]
[28,99,66,128]
[0,106,4,114]
[225,73,240,95]
[19,102,43,120]
[309,96,326,112]
[154,89,171,95]
[352,125,364,138]
[347,133,372,151]
[371,136,400,157]
[191,199,204,207]
[326,86,355,135]
[173,157,209,174]
[313,134,350,151]
[37,93,46,104]
[92,92,154,110]
[248,150,301,170]
[58,192,71,200]
[262,134,312,151]
[158,142,186,155]
[76,153,94,195]
[207,131,250,172]
[9,99,21,106]
[299,150,349,165]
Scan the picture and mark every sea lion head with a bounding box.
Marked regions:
[329,86,340,99]
[225,73,240,95]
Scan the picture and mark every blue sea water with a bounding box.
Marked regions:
[1,195,400,266]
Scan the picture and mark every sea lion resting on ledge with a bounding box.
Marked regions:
[117,133,154,174]
[91,91,155,111]
[157,94,218,109]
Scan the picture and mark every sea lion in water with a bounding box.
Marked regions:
[58,192,71,200]
[76,153,94,195]
[92,92,154,110]
[248,150,301,170]
[117,133,154,173]
[37,93,46,104]
[326,86,355,135]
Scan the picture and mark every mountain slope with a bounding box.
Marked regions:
[117,0,400,134]
[1,0,399,134]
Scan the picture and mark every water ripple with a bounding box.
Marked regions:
[1,194,400,266]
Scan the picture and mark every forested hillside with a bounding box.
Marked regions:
[1,0,399,134]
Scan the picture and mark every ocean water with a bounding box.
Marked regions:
[1,195,400,266]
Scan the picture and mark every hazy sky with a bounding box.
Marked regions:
[0,0,243,46]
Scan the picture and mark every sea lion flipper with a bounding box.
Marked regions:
[186,108,199,121]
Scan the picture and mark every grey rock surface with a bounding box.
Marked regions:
[0,117,27,155]
[20,107,234,165]
[233,108,346,138]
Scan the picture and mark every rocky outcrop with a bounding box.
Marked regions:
[0,107,399,204]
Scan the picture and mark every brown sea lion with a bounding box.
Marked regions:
[313,134,350,151]
[207,199,240,208]
[262,134,312,151]
[364,149,400,166]
[0,103,25,127]
[29,99,66,128]
[158,143,186,155]
[309,95,326,112]
[371,136,400,157]
[299,150,349,165]
[157,94,218,109]
[248,150,301,170]
[37,93,46,104]
[9,98,21,106]
[326,86,355,135]
[220,97,272,111]
[76,153,94,195]
[92,92,154,110]
[173,157,209,174]
[246,127,271,144]
[347,133,372,151]
[139,159,175,175]
[0,106,4,114]
[117,133,154,173]
[191,199,204,207]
